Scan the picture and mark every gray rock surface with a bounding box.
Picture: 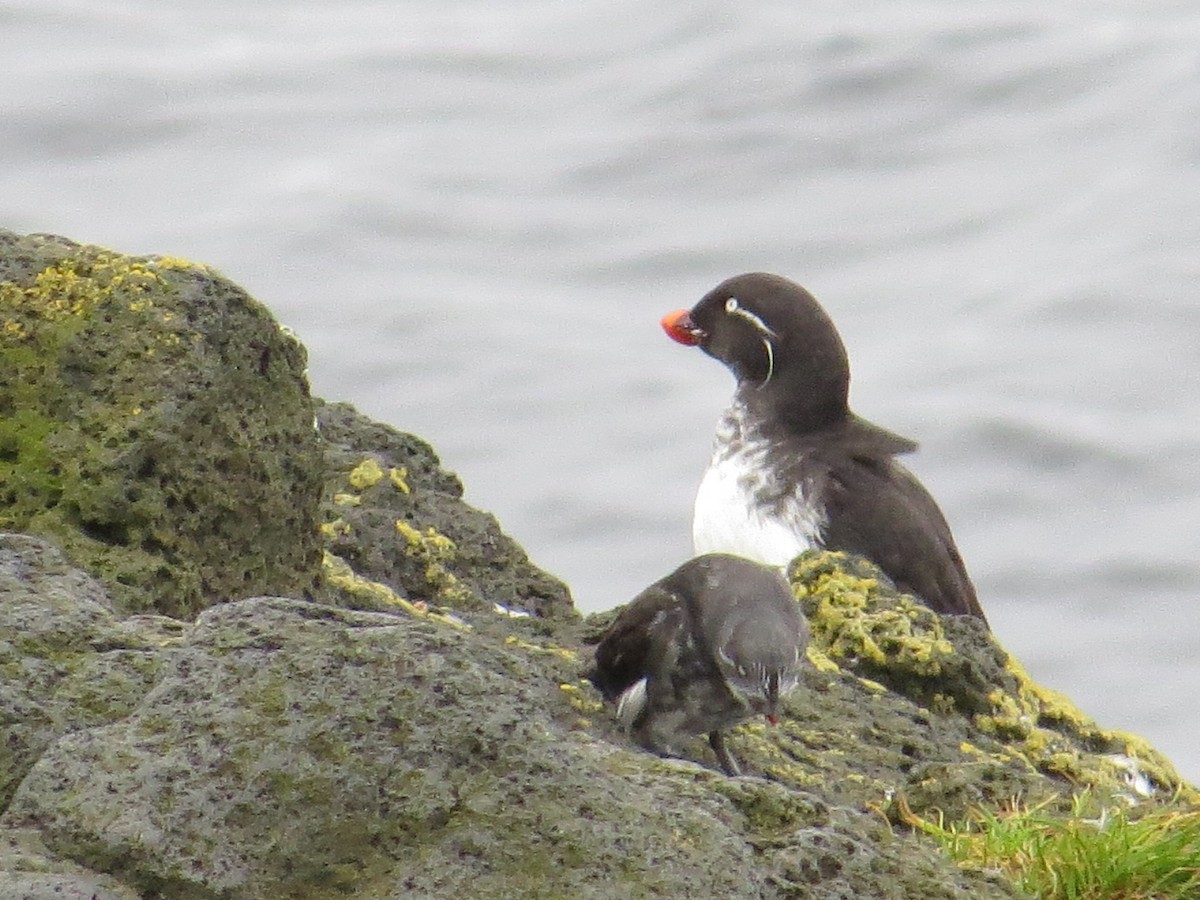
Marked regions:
[0,827,140,900]
[0,534,182,810]
[316,399,574,621]
[0,546,1018,898]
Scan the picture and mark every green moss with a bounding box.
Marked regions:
[711,778,828,836]
[0,251,175,541]
[252,680,288,720]
[52,652,168,724]
[788,550,1195,813]
[0,232,324,616]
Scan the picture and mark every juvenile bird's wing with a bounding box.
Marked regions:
[590,583,685,702]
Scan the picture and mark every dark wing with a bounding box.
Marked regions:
[590,583,685,702]
[812,423,987,623]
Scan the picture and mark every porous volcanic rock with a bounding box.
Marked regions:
[1,539,1020,899]
[0,230,324,617]
[315,399,574,622]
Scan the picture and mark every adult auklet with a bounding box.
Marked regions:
[590,553,808,776]
[661,272,988,624]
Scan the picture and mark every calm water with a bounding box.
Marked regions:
[4,0,1199,782]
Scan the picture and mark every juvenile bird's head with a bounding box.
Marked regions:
[715,608,804,724]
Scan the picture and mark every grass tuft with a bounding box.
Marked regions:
[898,792,1200,900]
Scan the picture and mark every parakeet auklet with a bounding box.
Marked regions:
[661,272,987,624]
[591,553,808,776]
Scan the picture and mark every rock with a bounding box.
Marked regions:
[780,550,1186,821]
[2,586,1014,899]
[0,231,324,617]
[0,533,182,810]
[0,827,140,900]
[316,400,574,622]
[0,531,1021,898]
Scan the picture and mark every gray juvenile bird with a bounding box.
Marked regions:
[662,272,988,625]
[590,553,808,776]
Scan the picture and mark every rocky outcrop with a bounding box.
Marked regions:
[0,231,323,618]
[2,536,1022,899]
[0,232,1192,898]
[315,399,574,622]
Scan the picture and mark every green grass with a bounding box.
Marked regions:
[900,793,1200,899]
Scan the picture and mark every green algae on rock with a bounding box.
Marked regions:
[0,230,324,617]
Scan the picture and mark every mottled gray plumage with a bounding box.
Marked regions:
[591,553,808,776]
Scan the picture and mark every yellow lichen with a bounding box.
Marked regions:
[857,677,888,695]
[0,253,165,325]
[394,520,474,606]
[389,466,411,494]
[805,644,841,674]
[737,719,769,737]
[348,458,384,490]
[970,652,1194,799]
[150,255,208,271]
[931,694,958,715]
[788,551,1200,803]
[737,730,829,789]
[768,765,825,787]
[790,552,879,602]
[396,521,455,556]
[331,493,361,507]
[0,249,199,383]
[560,681,605,715]
[320,519,352,540]
[505,635,578,661]
[321,551,469,630]
[795,551,953,679]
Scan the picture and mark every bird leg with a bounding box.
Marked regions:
[709,730,741,777]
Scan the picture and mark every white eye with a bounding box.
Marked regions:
[723,297,777,339]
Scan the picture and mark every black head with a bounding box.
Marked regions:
[663,273,851,428]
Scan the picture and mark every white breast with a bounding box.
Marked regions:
[692,407,825,567]
[615,677,648,730]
